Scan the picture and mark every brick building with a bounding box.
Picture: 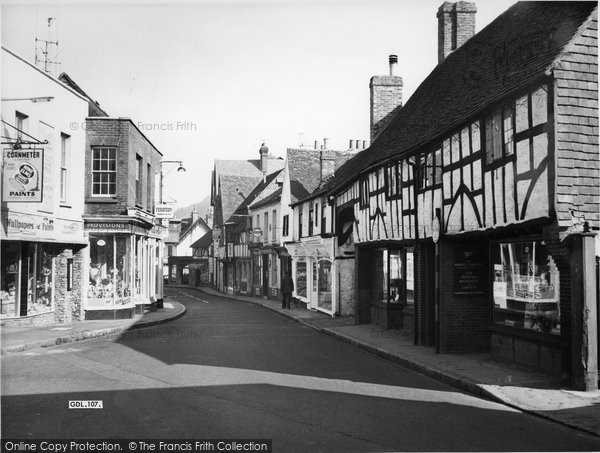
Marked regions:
[1,47,88,325]
[301,2,598,388]
[60,73,166,319]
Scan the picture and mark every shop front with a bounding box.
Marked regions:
[355,242,415,335]
[1,211,87,325]
[84,217,164,319]
[287,237,336,316]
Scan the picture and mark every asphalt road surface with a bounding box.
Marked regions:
[2,288,600,452]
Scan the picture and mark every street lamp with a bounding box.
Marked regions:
[159,160,186,204]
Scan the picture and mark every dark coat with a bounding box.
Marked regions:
[281,274,294,294]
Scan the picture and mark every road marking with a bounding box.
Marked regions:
[174,290,209,303]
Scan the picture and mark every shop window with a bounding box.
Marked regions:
[317,260,332,311]
[492,240,560,335]
[27,244,54,316]
[1,243,21,317]
[92,147,116,196]
[296,261,307,298]
[271,255,278,288]
[88,234,132,308]
[253,254,262,288]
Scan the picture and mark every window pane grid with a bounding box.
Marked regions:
[92,147,117,196]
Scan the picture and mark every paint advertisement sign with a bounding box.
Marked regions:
[2,148,44,202]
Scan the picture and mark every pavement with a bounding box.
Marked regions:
[0,301,186,355]
[2,285,599,439]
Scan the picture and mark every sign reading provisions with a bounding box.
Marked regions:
[2,148,44,202]
[154,204,174,219]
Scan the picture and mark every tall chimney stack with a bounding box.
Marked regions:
[370,55,403,143]
[437,2,477,64]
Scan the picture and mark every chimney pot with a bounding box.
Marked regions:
[314,140,318,150]
[323,138,328,150]
[389,54,398,76]
[349,139,354,150]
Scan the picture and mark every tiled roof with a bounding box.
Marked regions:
[58,72,109,117]
[215,156,284,178]
[319,1,597,196]
[180,216,210,241]
[287,148,355,202]
[219,175,263,225]
[190,230,213,249]
[249,187,282,210]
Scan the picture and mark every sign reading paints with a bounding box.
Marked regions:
[154,204,174,219]
[2,148,44,202]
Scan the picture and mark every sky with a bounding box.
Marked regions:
[2,0,518,209]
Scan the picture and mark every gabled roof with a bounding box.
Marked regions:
[319,1,597,196]
[58,72,109,117]
[249,187,282,210]
[215,156,285,178]
[190,230,213,249]
[287,148,354,202]
[180,215,210,242]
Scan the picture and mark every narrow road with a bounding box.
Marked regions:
[2,288,599,452]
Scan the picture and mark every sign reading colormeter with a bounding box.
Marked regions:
[154,204,174,219]
[2,148,44,202]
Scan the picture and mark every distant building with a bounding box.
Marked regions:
[210,144,285,294]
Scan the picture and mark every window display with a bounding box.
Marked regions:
[296,260,307,297]
[492,240,560,334]
[1,242,54,318]
[88,234,132,309]
[317,260,332,311]
[1,243,21,317]
[29,244,54,315]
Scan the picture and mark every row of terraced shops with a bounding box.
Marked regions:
[289,2,598,389]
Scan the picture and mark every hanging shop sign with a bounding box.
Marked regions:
[127,207,155,223]
[454,246,486,297]
[2,148,44,202]
[154,204,174,219]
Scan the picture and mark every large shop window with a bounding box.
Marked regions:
[1,243,54,318]
[88,234,132,309]
[492,240,560,335]
[296,260,307,298]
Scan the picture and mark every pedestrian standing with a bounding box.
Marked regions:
[281,272,294,309]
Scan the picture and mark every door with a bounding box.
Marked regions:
[310,260,318,309]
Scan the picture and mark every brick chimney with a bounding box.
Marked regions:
[320,150,336,183]
[437,1,477,64]
[259,142,269,177]
[370,55,403,143]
